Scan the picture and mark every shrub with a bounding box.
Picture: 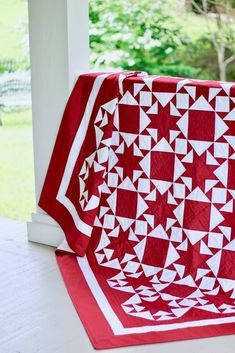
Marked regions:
[153,64,201,78]
[176,35,219,80]
[89,0,189,74]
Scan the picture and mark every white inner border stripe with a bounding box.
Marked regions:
[77,256,235,335]
[57,73,114,236]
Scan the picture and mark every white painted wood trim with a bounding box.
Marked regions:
[27,0,89,246]
[27,213,65,247]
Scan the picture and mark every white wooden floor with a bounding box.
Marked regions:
[1,217,235,353]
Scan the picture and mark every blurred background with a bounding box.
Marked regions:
[1,0,235,221]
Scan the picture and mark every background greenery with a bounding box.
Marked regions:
[0,0,29,73]
[1,0,235,220]
[0,110,35,220]
[89,0,235,80]
[0,0,34,220]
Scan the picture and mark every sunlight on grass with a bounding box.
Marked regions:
[0,109,35,220]
[0,0,28,60]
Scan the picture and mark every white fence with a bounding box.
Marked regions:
[0,71,31,110]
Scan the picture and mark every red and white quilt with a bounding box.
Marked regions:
[39,72,235,349]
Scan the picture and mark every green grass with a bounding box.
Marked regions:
[0,1,33,220]
[0,109,35,220]
[0,0,28,61]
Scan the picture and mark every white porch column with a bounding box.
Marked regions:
[27,0,89,246]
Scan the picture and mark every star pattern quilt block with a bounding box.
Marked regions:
[39,72,235,349]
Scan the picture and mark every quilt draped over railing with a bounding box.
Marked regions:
[39,72,235,349]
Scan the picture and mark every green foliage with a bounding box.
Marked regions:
[89,0,235,81]
[89,0,190,76]
[188,0,235,80]
[153,64,201,79]
[177,35,219,80]
[0,58,29,73]
[192,0,214,12]
[192,0,235,12]
[0,0,28,63]
[178,32,235,81]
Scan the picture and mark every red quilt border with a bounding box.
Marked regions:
[56,251,235,350]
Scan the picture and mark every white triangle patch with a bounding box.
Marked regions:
[190,95,214,111]
[184,229,207,245]
[176,112,188,138]
[153,138,174,153]
[173,201,185,227]
[145,189,157,201]
[224,239,235,251]
[134,83,145,96]
[182,150,193,163]
[101,98,118,114]
[185,86,196,99]
[205,179,218,193]
[177,239,188,251]
[189,140,212,156]
[214,114,228,141]
[152,180,172,195]
[168,191,177,205]
[101,258,121,270]
[220,199,233,213]
[134,143,144,157]
[120,132,138,147]
[139,152,151,177]
[196,268,211,281]
[136,194,149,218]
[140,108,151,133]
[181,177,192,190]
[148,224,169,240]
[214,161,228,187]
[147,102,158,115]
[224,135,235,150]
[206,250,222,276]
[154,92,175,107]
[165,243,180,267]
[119,91,138,105]
[119,177,136,191]
[224,107,235,121]
[174,156,186,181]
[200,240,213,255]
[209,88,221,101]
[170,130,181,143]
[115,141,124,154]
[210,205,224,231]
[133,170,143,182]
[170,103,181,117]
[206,151,219,166]
[187,187,210,203]
[116,216,135,231]
[134,238,147,262]
[147,128,158,141]
[218,226,231,241]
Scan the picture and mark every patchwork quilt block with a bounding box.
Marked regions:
[39,72,235,349]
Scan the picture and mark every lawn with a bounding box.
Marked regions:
[0,0,28,61]
[0,109,35,220]
[0,0,33,221]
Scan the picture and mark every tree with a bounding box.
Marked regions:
[89,0,189,75]
[190,0,235,81]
